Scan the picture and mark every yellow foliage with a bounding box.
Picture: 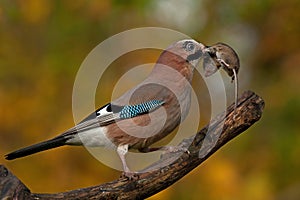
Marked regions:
[18,0,51,24]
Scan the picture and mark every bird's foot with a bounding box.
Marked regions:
[120,171,139,180]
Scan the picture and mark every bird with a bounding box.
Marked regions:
[5,39,206,177]
[202,42,240,115]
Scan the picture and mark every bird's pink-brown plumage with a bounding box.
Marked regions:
[107,48,199,149]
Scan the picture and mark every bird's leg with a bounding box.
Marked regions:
[117,144,138,179]
[117,145,130,172]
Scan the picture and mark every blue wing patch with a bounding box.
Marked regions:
[119,100,164,119]
[78,100,164,126]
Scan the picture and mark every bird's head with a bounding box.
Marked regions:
[154,39,205,82]
[166,39,205,67]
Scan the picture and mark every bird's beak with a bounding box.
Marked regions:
[202,46,213,54]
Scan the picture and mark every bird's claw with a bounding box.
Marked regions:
[120,171,139,180]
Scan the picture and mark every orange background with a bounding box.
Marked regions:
[1,1,300,199]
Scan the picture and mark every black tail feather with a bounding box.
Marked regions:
[5,136,69,160]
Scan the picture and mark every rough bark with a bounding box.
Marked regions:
[0,90,264,200]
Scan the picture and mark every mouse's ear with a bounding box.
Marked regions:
[203,53,220,77]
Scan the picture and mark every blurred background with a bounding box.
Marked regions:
[1,0,300,199]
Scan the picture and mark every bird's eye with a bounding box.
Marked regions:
[185,42,195,52]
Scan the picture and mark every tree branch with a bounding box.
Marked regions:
[0,90,264,200]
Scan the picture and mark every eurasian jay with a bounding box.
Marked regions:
[5,39,205,176]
